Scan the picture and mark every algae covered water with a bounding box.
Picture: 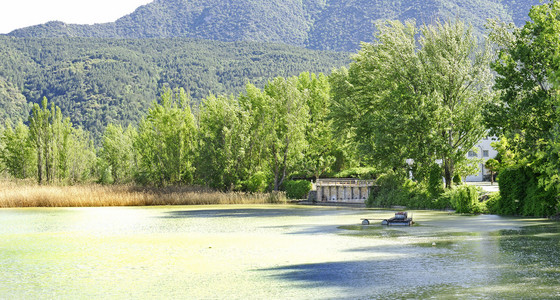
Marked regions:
[1,205,559,299]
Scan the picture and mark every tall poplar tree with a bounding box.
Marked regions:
[135,88,197,186]
[332,20,493,188]
[264,76,309,190]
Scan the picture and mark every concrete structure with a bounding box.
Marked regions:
[465,136,499,182]
[316,179,374,203]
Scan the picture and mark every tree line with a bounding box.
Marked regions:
[1,73,346,191]
[2,1,560,216]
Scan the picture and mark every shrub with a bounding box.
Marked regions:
[449,185,481,214]
[367,171,430,208]
[497,166,528,215]
[434,190,453,210]
[367,171,408,207]
[522,176,556,217]
[484,192,501,214]
[284,180,312,199]
[452,174,462,186]
[427,164,444,198]
[244,172,269,193]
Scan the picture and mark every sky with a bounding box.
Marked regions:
[0,0,153,34]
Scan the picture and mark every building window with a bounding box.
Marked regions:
[468,151,477,157]
[483,150,489,157]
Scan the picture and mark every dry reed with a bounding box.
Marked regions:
[0,180,287,208]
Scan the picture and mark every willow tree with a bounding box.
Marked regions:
[197,94,250,190]
[332,20,493,188]
[238,77,309,191]
[135,88,197,186]
[99,123,137,183]
[263,76,309,191]
[298,72,337,180]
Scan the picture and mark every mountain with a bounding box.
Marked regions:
[0,37,349,138]
[7,0,541,51]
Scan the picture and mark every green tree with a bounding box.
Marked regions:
[99,124,137,183]
[65,127,97,183]
[333,20,493,188]
[28,97,73,184]
[485,158,499,185]
[197,94,250,190]
[263,76,309,190]
[135,88,197,186]
[0,120,36,178]
[486,0,560,200]
[298,72,336,180]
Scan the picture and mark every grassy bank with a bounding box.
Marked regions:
[0,181,286,208]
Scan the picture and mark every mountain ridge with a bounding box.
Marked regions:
[7,0,540,51]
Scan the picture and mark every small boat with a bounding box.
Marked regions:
[381,212,413,226]
[361,212,414,226]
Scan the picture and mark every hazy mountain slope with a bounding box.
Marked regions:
[7,0,541,51]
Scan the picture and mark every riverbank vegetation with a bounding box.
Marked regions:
[2,2,560,216]
[0,180,286,208]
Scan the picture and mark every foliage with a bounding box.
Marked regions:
[333,19,493,189]
[134,88,197,186]
[367,171,430,209]
[243,172,270,193]
[1,98,97,184]
[493,166,558,217]
[0,120,36,178]
[298,72,337,180]
[427,163,445,198]
[449,185,481,214]
[484,192,501,214]
[333,167,378,179]
[485,1,560,214]
[99,124,137,184]
[262,76,310,190]
[283,180,312,199]
[197,94,250,190]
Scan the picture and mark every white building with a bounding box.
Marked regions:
[465,136,499,182]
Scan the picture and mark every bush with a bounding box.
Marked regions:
[244,172,269,193]
[523,176,556,217]
[448,185,481,214]
[284,180,312,199]
[367,171,408,207]
[495,166,556,217]
[452,174,462,186]
[485,192,501,214]
[427,164,444,198]
[497,166,528,215]
[367,171,430,209]
[433,191,453,210]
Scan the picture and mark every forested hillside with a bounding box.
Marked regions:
[7,0,540,51]
[0,37,348,138]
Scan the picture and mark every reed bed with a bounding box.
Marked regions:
[0,181,287,208]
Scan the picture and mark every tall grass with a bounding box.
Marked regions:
[0,180,287,208]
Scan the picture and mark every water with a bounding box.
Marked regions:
[1,205,559,299]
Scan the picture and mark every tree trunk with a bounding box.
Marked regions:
[444,159,454,189]
[37,147,43,185]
